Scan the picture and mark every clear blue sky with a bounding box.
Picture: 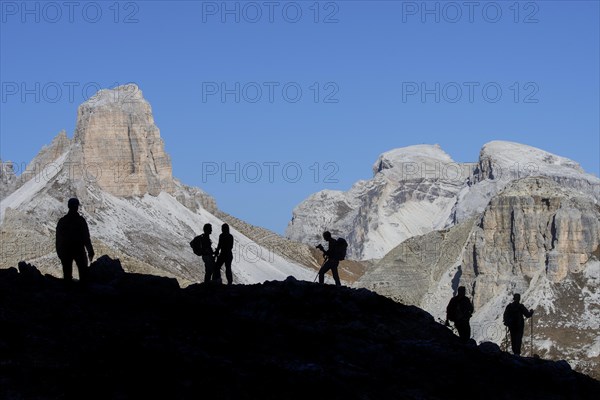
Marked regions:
[1,1,599,234]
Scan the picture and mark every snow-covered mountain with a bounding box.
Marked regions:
[448,141,599,226]
[286,141,599,260]
[286,145,467,260]
[0,85,316,284]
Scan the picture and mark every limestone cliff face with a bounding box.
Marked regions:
[355,176,600,378]
[461,177,600,309]
[70,84,174,197]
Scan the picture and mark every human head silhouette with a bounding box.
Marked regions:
[323,231,332,241]
[457,286,466,297]
[203,223,212,234]
[67,197,80,211]
[513,293,521,303]
[222,223,229,233]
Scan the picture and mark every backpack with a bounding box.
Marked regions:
[447,297,472,322]
[335,237,348,260]
[190,235,203,256]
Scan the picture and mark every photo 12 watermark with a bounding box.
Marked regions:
[1,1,140,23]
[401,1,540,24]
[0,235,53,265]
[392,159,543,183]
[201,81,340,104]
[1,158,341,187]
[200,1,340,24]
[1,81,141,104]
[201,161,340,184]
[1,159,154,189]
[401,81,540,104]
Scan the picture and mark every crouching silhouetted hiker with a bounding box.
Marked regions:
[215,223,234,285]
[56,198,94,282]
[503,293,534,356]
[445,286,474,342]
[316,231,347,286]
[190,224,217,283]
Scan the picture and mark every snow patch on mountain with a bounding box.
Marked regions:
[0,152,69,224]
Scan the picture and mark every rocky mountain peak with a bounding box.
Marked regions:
[79,83,147,113]
[372,144,453,177]
[70,84,174,197]
[448,141,599,226]
[51,129,69,145]
[477,140,587,182]
[26,129,70,170]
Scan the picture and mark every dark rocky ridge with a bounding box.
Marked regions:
[1,258,598,400]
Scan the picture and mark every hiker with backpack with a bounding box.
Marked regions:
[316,231,347,286]
[190,223,217,283]
[503,293,534,356]
[445,286,474,342]
[56,197,95,283]
[214,223,234,285]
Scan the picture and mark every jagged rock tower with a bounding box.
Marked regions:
[66,84,174,197]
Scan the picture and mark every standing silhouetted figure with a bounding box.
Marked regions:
[215,223,234,285]
[56,198,94,282]
[316,231,341,286]
[503,293,534,356]
[445,286,474,342]
[200,223,216,283]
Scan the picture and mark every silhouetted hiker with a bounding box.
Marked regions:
[215,223,234,285]
[316,231,342,286]
[55,198,94,282]
[445,286,474,342]
[198,223,217,283]
[503,293,534,356]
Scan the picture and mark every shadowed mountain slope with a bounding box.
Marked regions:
[1,259,598,400]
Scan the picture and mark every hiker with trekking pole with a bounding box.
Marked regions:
[315,231,347,286]
[502,293,534,356]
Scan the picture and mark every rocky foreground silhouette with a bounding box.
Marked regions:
[1,256,598,399]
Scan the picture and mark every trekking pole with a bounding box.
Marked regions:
[313,258,327,283]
